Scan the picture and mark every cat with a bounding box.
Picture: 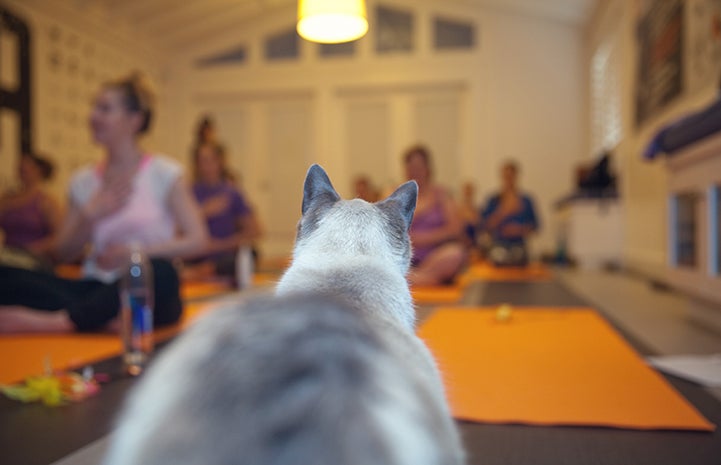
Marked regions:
[103,164,464,465]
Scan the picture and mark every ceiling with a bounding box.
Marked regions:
[57,0,597,52]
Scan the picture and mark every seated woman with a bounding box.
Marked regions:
[479,160,539,266]
[404,145,468,286]
[0,73,208,333]
[0,152,62,265]
[186,142,261,279]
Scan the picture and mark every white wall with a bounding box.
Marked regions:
[1,0,171,201]
[169,0,586,257]
[3,0,587,259]
[585,0,720,279]
[480,8,586,258]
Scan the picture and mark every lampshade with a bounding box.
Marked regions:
[297,0,368,44]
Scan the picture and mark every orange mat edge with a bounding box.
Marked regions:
[418,307,716,432]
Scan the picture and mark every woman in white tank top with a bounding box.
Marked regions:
[0,74,208,333]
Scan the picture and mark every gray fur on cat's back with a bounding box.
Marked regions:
[103,164,465,465]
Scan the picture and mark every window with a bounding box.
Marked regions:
[433,17,475,50]
[590,37,622,155]
[673,193,698,268]
[376,6,413,53]
[265,29,299,60]
[319,41,355,58]
[196,46,247,68]
[0,5,32,154]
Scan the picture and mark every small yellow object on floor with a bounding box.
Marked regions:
[1,369,100,406]
[495,303,513,322]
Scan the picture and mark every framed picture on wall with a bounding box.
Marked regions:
[686,0,721,94]
[635,0,684,126]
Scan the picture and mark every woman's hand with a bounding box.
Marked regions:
[500,222,529,238]
[486,194,522,230]
[410,187,464,248]
[498,194,522,216]
[201,194,231,218]
[81,177,132,224]
[95,243,131,271]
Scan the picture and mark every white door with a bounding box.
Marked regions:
[196,94,314,259]
[341,85,464,198]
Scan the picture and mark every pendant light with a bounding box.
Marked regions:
[297,0,368,44]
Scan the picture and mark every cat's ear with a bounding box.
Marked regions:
[379,181,417,231]
[302,164,341,215]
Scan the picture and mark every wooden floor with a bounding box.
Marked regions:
[557,269,721,401]
[23,268,721,464]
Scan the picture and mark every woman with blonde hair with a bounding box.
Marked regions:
[0,73,208,333]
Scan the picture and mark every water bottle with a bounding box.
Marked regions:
[120,245,154,376]
[235,245,253,290]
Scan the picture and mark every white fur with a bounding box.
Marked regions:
[103,168,464,465]
[277,199,415,331]
[103,309,232,465]
[276,194,464,465]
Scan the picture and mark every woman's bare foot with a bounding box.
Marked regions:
[410,243,469,286]
[408,268,439,286]
[181,261,215,281]
[0,306,74,334]
[104,317,121,333]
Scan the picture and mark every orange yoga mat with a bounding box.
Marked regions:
[180,273,279,301]
[412,284,465,304]
[54,264,83,280]
[0,334,122,385]
[0,301,223,385]
[417,307,715,431]
[181,280,234,301]
[258,256,292,273]
[460,262,552,283]
[253,272,279,287]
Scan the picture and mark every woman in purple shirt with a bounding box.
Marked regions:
[0,74,208,333]
[188,142,261,277]
[405,145,468,285]
[0,153,62,260]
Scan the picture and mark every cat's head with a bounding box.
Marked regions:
[295,164,417,273]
